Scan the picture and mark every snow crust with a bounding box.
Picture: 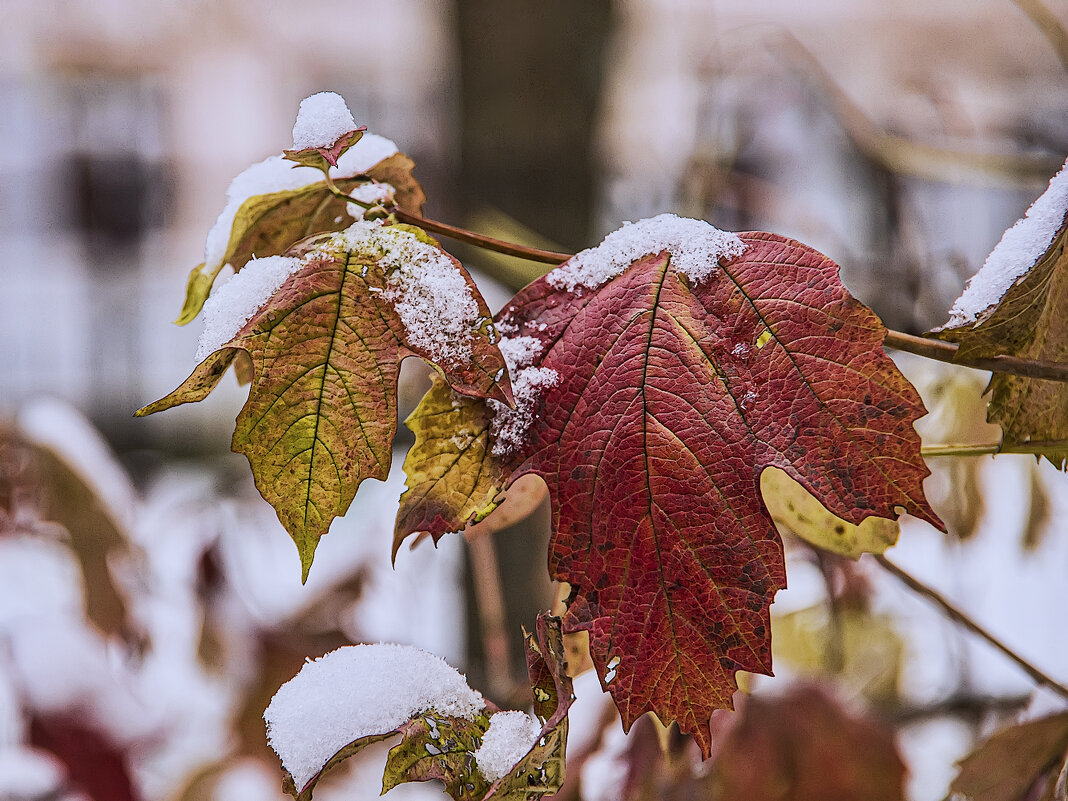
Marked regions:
[489,336,557,456]
[347,181,396,217]
[333,221,480,363]
[202,132,399,273]
[263,643,484,789]
[196,256,302,361]
[546,213,746,292]
[945,157,1068,327]
[291,92,356,150]
[474,710,541,782]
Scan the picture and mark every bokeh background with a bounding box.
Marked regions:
[1,2,1067,800]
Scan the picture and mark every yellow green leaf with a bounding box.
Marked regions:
[760,466,899,558]
[141,223,508,579]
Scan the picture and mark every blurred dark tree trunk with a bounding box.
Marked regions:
[456,0,612,251]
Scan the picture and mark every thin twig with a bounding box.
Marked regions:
[922,441,1068,457]
[386,211,1068,384]
[874,554,1068,702]
[1011,0,1068,73]
[466,532,516,700]
[393,208,572,265]
[883,331,1068,383]
[921,444,1002,457]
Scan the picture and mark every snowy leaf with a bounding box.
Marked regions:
[176,139,425,326]
[761,466,899,558]
[139,222,510,578]
[933,164,1068,467]
[950,712,1068,801]
[397,217,939,756]
[263,642,488,800]
[480,614,573,800]
[283,91,366,170]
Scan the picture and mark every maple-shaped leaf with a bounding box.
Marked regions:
[397,215,940,755]
[139,221,510,578]
[175,139,426,326]
[950,712,1068,801]
[933,159,1068,467]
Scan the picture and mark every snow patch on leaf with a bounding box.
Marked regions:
[346,181,396,219]
[474,710,541,782]
[547,213,746,292]
[945,157,1068,327]
[489,335,557,456]
[203,133,400,272]
[291,92,356,150]
[334,221,481,363]
[263,643,484,789]
[195,255,302,361]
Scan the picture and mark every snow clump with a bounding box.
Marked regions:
[202,132,399,274]
[474,710,542,782]
[196,256,302,361]
[264,643,484,789]
[547,213,746,292]
[334,220,481,364]
[291,92,357,150]
[944,156,1068,327]
[489,335,557,456]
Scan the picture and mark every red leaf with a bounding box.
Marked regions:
[710,686,906,801]
[400,223,940,755]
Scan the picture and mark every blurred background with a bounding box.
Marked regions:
[0,1,1067,800]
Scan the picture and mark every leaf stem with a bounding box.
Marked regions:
[322,173,374,210]
[921,444,1002,457]
[384,210,1068,384]
[392,208,573,265]
[873,554,1068,702]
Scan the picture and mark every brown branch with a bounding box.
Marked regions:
[883,330,1068,383]
[390,211,1068,385]
[874,554,1068,702]
[393,208,572,265]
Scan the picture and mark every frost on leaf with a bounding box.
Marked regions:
[950,712,1068,801]
[397,220,940,756]
[175,132,425,325]
[933,158,1068,468]
[139,221,510,578]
